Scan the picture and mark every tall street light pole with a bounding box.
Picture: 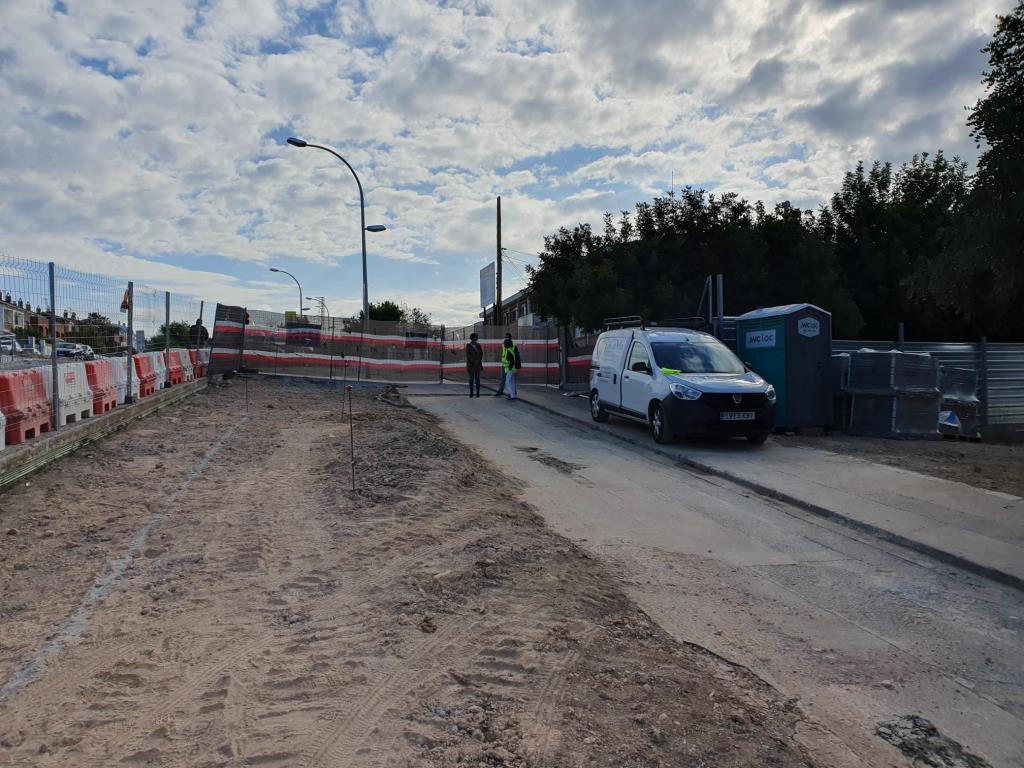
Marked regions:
[285,137,386,336]
[269,267,303,320]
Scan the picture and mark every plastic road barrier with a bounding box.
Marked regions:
[133,353,157,398]
[150,350,168,388]
[85,359,118,414]
[188,349,204,378]
[0,369,50,445]
[173,348,194,382]
[112,356,141,404]
[43,361,94,425]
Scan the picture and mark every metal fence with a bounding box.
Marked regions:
[0,254,213,435]
[0,255,208,367]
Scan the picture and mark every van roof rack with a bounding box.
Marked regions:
[646,317,708,331]
[603,315,643,330]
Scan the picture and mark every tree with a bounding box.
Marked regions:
[357,300,432,324]
[924,3,1024,338]
[147,321,194,350]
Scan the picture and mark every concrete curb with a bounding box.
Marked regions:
[502,387,1024,593]
[0,379,207,494]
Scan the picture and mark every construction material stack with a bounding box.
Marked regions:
[939,367,981,440]
[847,350,941,439]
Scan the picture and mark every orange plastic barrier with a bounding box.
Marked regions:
[133,353,157,398]
[0,369,51,445]
[85,359,117,414]
[188,349,204,378]
[165,349,183,385]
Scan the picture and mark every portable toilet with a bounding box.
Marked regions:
[736,304,832,431]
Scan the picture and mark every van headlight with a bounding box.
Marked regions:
[766,385,777,404]
[670,383,702,401]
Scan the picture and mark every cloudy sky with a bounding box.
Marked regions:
[0,0,1008,325]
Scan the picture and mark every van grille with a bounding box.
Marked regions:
[702,393,768,409]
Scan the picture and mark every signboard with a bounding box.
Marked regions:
[797,316,820,338]
[745,329,777,349]
[480,262,496,308]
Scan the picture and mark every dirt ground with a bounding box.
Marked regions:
[0,378,816,767]
[774,433,1024,498]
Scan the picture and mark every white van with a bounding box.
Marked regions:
[589,322,776,444]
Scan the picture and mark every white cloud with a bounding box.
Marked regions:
[0,0,1011,324]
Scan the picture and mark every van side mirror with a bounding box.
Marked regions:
[743,362,752,372]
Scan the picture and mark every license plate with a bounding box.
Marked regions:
[720,411,755,421]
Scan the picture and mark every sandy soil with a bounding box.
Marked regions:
[774,433,1024,498]
[0,378,815,767]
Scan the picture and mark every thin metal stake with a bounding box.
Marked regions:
[347,385,355,493]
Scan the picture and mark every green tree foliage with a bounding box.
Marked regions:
[357,300,432,324]
[922,2,1024,336]
[529,191,864,336]
[147,321,194,350]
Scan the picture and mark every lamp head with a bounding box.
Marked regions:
[269,267,280,272]
[286,137,307,148]
[365,224,387,233]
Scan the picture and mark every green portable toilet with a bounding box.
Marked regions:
[736,304,832,431]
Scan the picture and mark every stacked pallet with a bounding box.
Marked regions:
[847,350,941,439]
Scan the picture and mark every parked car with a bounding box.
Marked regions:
[589,323,777,444]
[56,342,85,359]
[0,334,23,354]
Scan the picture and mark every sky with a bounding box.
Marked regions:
[0,0,1010,326]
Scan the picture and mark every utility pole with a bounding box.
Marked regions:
[495,195,502,327]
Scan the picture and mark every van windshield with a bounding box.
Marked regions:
[650,341,745,374]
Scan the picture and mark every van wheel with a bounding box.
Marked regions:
[590,391,609,422]
[651,403,674,444]
[747,433,768,445]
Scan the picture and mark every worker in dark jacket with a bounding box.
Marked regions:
[465,333,483,397]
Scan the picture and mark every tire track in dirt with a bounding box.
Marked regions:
[0,415,248,705]
[299,620,490,768]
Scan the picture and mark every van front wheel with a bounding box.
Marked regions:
[590,391,609,423]
[651,403,674,444]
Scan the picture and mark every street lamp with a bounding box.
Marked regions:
[269,267,304,320]
[285,137,386,331]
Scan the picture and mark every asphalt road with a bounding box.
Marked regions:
[412,393,1024,768]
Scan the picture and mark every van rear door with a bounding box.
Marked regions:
[594,334,628,408]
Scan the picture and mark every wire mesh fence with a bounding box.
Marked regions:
[0,254,214,444]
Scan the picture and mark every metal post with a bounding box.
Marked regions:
[715,273,724,338]
[125,281,134,404]
[897,322,905,352]
[48,262,60,429]
[496,196,502,328]
[164,291,171,387]
[439,325,445,383]
[196,300,204,349]
[238,307,247,372]
[706,274,714,330]
[979,335,989,427]
[347,385,356,492]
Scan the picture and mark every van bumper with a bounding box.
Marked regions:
[662,395,776,437]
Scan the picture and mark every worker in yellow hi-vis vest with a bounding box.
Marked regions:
[500,337,521,401]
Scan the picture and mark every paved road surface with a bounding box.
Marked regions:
[412,393,1024,767]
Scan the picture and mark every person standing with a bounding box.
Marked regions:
[465,333,483,397]
[493,332,514,397]
[501,336,521,400]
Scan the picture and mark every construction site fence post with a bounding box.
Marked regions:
[126,281,134,403]
[164,291,171,387]
[48,261,60,430]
